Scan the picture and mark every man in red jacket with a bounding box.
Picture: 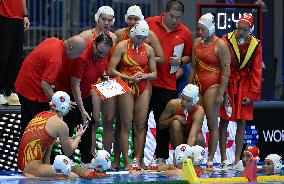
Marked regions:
[146,0,193,164]
[56,33,113,164]
[15,35,86,137]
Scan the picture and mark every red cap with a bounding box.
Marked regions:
[244,146,259,158]
[239,13,254,27]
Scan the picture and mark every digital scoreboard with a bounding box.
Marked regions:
[197,3,262,39]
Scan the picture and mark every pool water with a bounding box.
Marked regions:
[0,170,283,184]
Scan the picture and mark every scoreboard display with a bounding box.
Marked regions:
[197,3,262,39]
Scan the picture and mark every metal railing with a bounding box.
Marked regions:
[23,0,155,55]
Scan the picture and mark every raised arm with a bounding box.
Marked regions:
[57,121,87,157]
[147,30,164,65]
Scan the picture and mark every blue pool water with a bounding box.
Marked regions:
[0,170,284,184]
[0,172,181,184]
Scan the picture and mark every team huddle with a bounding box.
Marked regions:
[12,0,282,179]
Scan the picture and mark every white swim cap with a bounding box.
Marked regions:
[95,6,115,24]
[51,91,70,114]
[174,144,193,165]
[181,84,200,105]
[125,5,144,23]
[265,154,282,174]
[191,145,205,166]
[52,155,71,176]
[91,150,111,172]
[198,13,215,36]
[130,20,149,38]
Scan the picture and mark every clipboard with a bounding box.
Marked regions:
[91,77,132,100]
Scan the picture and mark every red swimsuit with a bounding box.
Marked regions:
[121,28,130,41]
[119,40,149,98]
[17,111,56,171]
[194,38,222,95]
[175,103,200,135]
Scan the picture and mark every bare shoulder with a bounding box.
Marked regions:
[168,99,181,108]
[49,116,67,128]
[114,28,124,43]
[191,105,204,124]
[215,37,230,56]
[109,32,118,43]
[46,115,68,137]
[216,37,227,47]
[78,29,91,36]
[195,105,205,115]
[116,40,127,48]
[113,40,127,55]
[145,43,154,52]
[193,37,201,47]
[78,29,93,41]
[114,28,126,37]
[148,30,157,38]
[195,37,201,42]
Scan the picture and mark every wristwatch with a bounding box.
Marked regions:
[179,58,184,66]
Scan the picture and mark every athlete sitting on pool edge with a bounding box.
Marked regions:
[17,91,106,179]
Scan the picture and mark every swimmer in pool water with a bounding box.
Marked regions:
[263,154,283,175]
